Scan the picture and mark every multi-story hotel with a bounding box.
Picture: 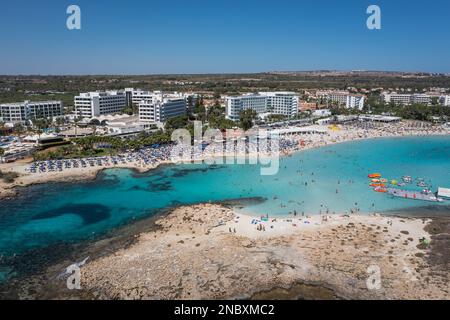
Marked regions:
[316,91,348,105]
[411,94,432,105]
[0,100,63,123]
[439,95,450,106]
[124,88,155,106]
[139,94,187,123]
[346,95,365,109]
[316,91,365,110]
[225,92,299,121]
[124,88,198,109]
[225,94,267,121]
[74,91,126,118]
[381,92,431,105]
[261,92,300,117]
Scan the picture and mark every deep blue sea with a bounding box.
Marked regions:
[0,136,449,281]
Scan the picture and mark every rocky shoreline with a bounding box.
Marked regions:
[1,202,449,300]
[75,204,449,300]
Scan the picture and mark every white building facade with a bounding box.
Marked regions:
[411,94,432,105]
[439,95,450,106]
[346,95,365,110]
[74,91,126,118]
[382,92,431,105]
[105,115,153,136]
[317,91,348,106]
[317,91,365,110]
[124,88,155,106]
[225,92,299,121]
[125,88,197,108]
[139,95,187,123]
[0,100,63,123]
[225,94,267,121]
[261,92,299,117]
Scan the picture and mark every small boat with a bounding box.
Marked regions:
[421,189,432,195]
[380,178,388,183]
[368,173,382,178]
[370,183,380,187]
[397,182,406,187]
[371,179,381,183]
[374,187,388,193]
[417,181,427,188]
[402,176,413,183]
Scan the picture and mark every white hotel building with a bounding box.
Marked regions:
[439,95,450,106]
[346,95,365,110]
[225,92,299,121]
[0,100,63,123]
[139,93,187,123]
[125,88,198,108]
[316,91,365,110]
[381,92,432,105]
[74,91,127,118]
[124,88,155,106]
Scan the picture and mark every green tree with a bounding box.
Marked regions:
[239,109,257,131]
[207,104,224,125]
[13,123,25,135]
[164,115,189,131]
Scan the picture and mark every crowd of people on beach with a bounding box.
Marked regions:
[25,121,449,174]
[25,137,300,173]
[26,145,174,173]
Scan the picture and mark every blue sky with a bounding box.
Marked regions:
[1,0,449,74]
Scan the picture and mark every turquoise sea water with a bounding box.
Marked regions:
[0,136,449,267]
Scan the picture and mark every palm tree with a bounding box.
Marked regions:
[73,109,82,137]
[13,123,25,136]
[32,119,44,141]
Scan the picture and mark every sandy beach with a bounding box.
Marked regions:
[76,203,449,300]
[1,121,449,300]
[0,157,171,199]
[1,121,449,200]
